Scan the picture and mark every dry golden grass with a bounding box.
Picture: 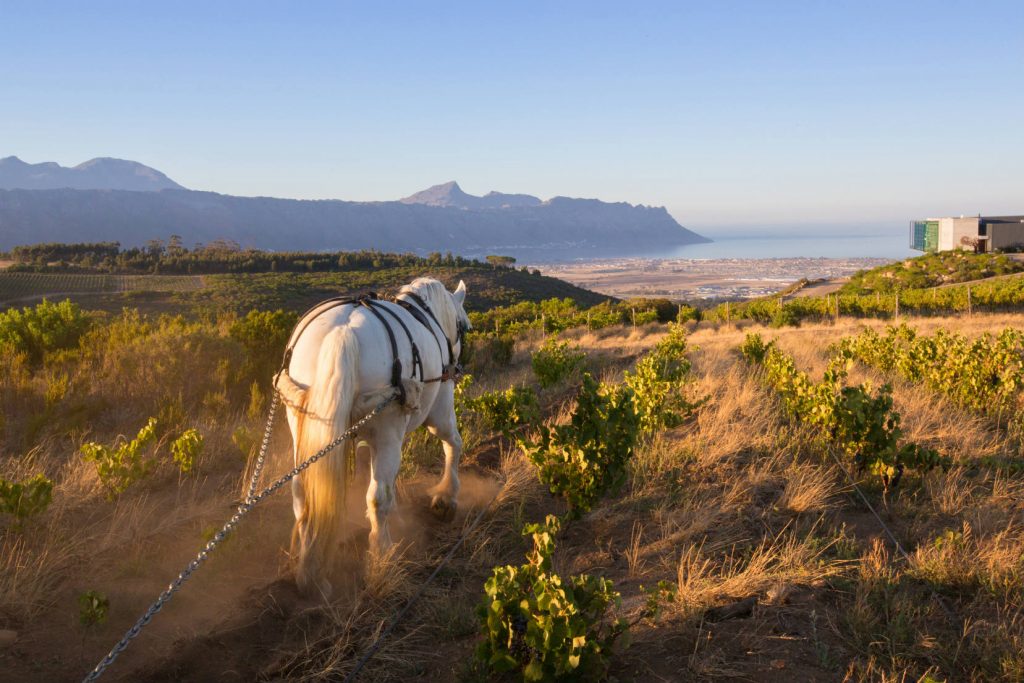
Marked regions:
[778,461,837,515]
[4,311,1024,682]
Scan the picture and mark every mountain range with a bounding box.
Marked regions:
[0,156,183,192]
[0,157,709,256]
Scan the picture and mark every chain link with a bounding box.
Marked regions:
[81,393,396,683]
[243,392,279,507]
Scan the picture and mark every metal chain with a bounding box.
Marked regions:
[81,393,396,683]
[242,392,279,507]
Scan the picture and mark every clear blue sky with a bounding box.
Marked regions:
[1,1,1021,235]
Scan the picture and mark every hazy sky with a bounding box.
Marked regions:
[1,1,1021,235]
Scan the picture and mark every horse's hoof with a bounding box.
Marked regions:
[429,496,457,522]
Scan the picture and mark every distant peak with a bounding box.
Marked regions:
[401,181,543,209]
[0,155,184,191]
[400,180,473,207]
[74,157,148,169]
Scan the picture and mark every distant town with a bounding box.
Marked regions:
[533,256,892,300]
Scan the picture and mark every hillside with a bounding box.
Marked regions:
[838,251,1024,295]
[0,160,709,257]
[0,249,613,314]
[702,251,1024,326]
[2,308,1022,682]
[0,156,183,191]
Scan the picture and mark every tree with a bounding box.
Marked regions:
[486,255,517,268]
[167,234,185,256]
[146,238,166,258]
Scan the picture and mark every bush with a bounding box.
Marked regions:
[521,374,639,517]
[468,386,541,437]
[676,304,701,324]
[742,333,946,489]
[632,309,658,326]
[229,309,298,386]
[624,298,677,323]
[531,337,586,389]
[81,417,159,497]
[75,310,241,425]
[77,590,109,627]
[770,306,800,328]
[464,331,515,373]
[477,515,627,681]
[171,428,204,474]
[0,299,91,364]
[0,473,54,524]
[624,324,697,434]
[583,302,622,330]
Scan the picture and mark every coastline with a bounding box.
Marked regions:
[531,256,893,301]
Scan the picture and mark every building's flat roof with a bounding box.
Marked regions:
[982,215,1024,224]
[918,215,1024,222]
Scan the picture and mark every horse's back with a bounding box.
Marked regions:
[286,302,446,423]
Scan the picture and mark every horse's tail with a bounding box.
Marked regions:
[280,325,360,596]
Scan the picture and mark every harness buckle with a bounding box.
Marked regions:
[441,362,463,382]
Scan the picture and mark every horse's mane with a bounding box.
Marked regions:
[400,278,460,340]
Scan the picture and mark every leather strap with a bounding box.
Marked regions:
[375,302,423,382]
[396,291,456,367]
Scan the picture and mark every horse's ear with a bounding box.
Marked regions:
[453,280,467,305]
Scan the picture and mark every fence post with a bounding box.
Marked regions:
[968,286,973,317]
[895,293,900,320]
[631,307,636,328]
[725,301,730,323]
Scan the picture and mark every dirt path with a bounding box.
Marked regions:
[0,290,87,306]
[787,276,849,299]
[932,270,1024,289]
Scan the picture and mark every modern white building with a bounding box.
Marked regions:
[910,215,1024,253]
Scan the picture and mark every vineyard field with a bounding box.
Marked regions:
[0,271,204,305]
[2,306,1023,682]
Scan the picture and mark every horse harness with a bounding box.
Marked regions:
[280,292,465,407]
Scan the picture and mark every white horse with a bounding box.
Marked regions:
[273,278,471,596]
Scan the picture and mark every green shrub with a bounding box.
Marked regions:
[837,324,1024,427]
[75,310,241,425]
[81,417,159,497]
[624,298,677,323]
[739,332,770,363]
[770,305,799,328]
[0,473,54,524]
[625,324,697,434]
[77,590,109,627]
[229,309,297,385]
[676,304,701,323]
[231,425,255,459]
[742,333,946,489]
[171,428,204,474]
[531,337,586,389]
[0,299,91,364]
[583,302,622,330]
[464,331,515,372]
[521,374,639,517]
[477,515,627,681]
[468,386,541,437]
[632,309,658,326]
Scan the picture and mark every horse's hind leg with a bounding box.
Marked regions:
[365,425,404,554]
[425,401,462,523]
[291,477,325,594]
